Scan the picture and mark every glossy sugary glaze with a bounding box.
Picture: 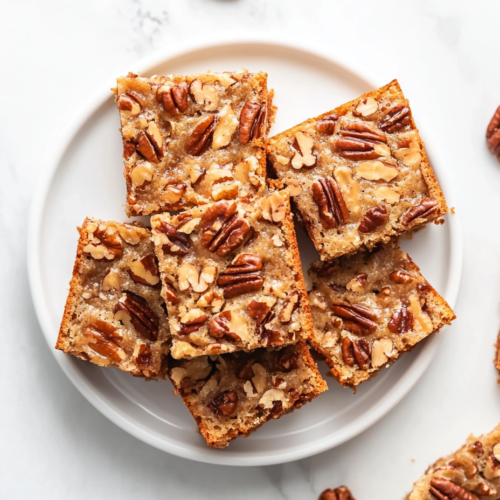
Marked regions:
[308,242,455,388]
[114,71,270,217]
[168,341,327,448]
[56,218,170,378]
[267,80,447,261]
[408,423,500,500]
[151,190,314,359]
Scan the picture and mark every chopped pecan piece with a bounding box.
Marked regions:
[200,201,252,257]
[208,390,238,416]
[128,253,159,286]
[178,309,207,336]
[239,100,265,144]
[136,131,160,164]
[123,139,136,160]
[314,261,340,278]
[332,303,378,333]
[118,93,141,115]
[312,178,349,229]
[402,198,438,226]
[184,115,216,156]
[379,106,411,133]
[358,204,387,233]
[352,338,371,369]
[389,270,413,284]
[387,306,414,333]
[278,290,300,324]
[273,346,299,372]
[85,319,123,363]
[164,282,179,305]
[336,121,387,160]
[217,254,264,299]
[157,221,190,255]
[270,400,283,416]
[113,291,159,341]
[486,105,500,160]
[248,299,274,325]
[429,477,477,500]
[319,486,356,500]
[134,343,154,372]
[236,358,255,380]
[84,226,123,260]
[157,82,188,114]
[208,311,241,342]
[316,114,339,135]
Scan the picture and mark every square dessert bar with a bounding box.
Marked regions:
[114,70,273,217]
[407,422,500,499]
[267,79,448,261]
[151,187,314,359]
[168,341,327,448]
[56,218,170,378]
[308,242,455,389]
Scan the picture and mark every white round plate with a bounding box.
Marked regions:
[28,35,462,466]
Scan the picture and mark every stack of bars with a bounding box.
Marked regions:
[56,71,455,448]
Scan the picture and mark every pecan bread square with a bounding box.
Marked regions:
[113,70,273,217]
[267,79,447,261]
[151,190,313,360]
[407,422,500,499]
[308,242,455,388]
[56,218,170,378]
[168,341,327,448]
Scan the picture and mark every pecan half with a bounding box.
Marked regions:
[319,486,356,500]
[429,478,478,500]
[379,106,411,133]
[184,115,216,156]
[332,303,378,333]
[336,121,387,160]
[200,201,252,257]
[342,337,370,369]
[312,177,350,229]
[157,221,190,255]
[274,346,299,372]
[316,114,339,135]
[486,105,500,160]
[113,292,159,341]
[402,198,438,226]
[239,100,265,144]
[85,319,123,363]
[208,311,241,342]
[358,204,387,233]
[157,82,188,114]
[208,390,238,416]
[128,253,159,286]
[217,254,264,299]
[136,131,160,164]
[387,306,414,333]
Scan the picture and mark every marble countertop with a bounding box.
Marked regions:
[3,1,500,498]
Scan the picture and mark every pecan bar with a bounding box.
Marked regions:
[267,79,447,260]
[308,242,455,388]
[168,341,327,448]
[113,70,273,217]
[56,218,170,378]
[151,188,313,359]
[407,422,500,499]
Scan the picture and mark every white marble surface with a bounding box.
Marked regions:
[2,1,500,498]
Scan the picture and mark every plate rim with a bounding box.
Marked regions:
[27,32,463,466]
